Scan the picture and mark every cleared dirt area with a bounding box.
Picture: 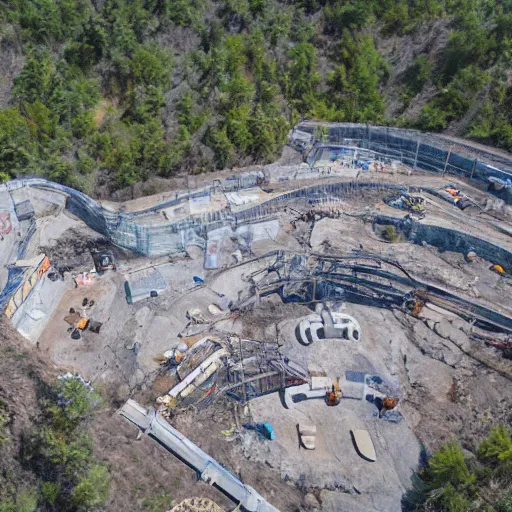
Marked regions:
[2,145,512,511]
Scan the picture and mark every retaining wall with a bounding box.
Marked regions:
[373,215,512,269]
[297,122,512,201]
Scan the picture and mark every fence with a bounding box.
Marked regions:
[5,177,511,264]
[296,122,512,200]
[1,179,402,257]
[3,122,512,259]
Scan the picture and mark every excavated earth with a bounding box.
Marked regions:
[1,150,512,512]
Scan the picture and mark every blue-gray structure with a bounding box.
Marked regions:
[297,122,512,195]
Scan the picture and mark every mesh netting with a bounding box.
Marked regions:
[297,122,512,183]
[4,123,512,262]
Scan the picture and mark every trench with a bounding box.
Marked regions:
[233,250,512,334]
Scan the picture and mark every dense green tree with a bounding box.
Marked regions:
[226,105,253,151]
[442,14,496,82]
[0,108,34,177]
[283,42,320,113]
[64,17,108,70]
[324,2,369,36]
[72,465,110,508]
[207,125,235,168]
[248,104,281,159]
[13,50,53,105]
[324,32,387,122]
[3,0,512,193]
[381,0,409,35]
[406,425,512,512]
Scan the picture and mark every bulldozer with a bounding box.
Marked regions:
[325,377,342,406]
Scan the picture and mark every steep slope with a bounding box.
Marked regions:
[0,317,304,511]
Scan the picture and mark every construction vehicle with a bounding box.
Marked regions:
[65,311,89,340]
[64,299,102,339]
[386,193,425,218]
[411,297,424,317]
[379,396,399,417]
[443,187,471,210]
[325,377,342,406]
[401,194,425,215]
[491,264,505,275]
[91,249,116,274]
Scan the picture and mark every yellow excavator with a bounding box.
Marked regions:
[325,377,342,406]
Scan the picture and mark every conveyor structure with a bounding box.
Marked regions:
[119,400,280,512]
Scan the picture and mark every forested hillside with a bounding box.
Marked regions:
[1,0,512,195]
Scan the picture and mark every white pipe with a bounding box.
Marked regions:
[170,348,228,398]
[119,400,279,512]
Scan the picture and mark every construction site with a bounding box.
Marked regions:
[1,122,512,512]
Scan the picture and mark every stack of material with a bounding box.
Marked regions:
[351,429,376,462]
[157,338,224,414]
[124,267,167,304]
[299,424,317,450]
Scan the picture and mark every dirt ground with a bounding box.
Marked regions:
[2,156,512,512]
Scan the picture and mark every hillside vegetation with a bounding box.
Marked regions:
[0,326,110,512]
[0,0,512,194]
[406,433,512,512]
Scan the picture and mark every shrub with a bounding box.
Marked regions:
[44,375,102,432]
[418,105,448,131]
[426,442,476,490]
[72,464,110,508]
[381,225,398,242]
[478,425,512,476]
[404,55,431,96]
[497,492,512,512]
[0,399,9,445]
[40,482,60,505]
[142,494,174,511]
[0,490,37,512]
[21,376,109,511]
[14,490,37,512]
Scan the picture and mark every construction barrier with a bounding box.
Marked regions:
[2,122,512,260]
[296,122,512,197]
[4,179,512,270]
[3,254,51,319]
